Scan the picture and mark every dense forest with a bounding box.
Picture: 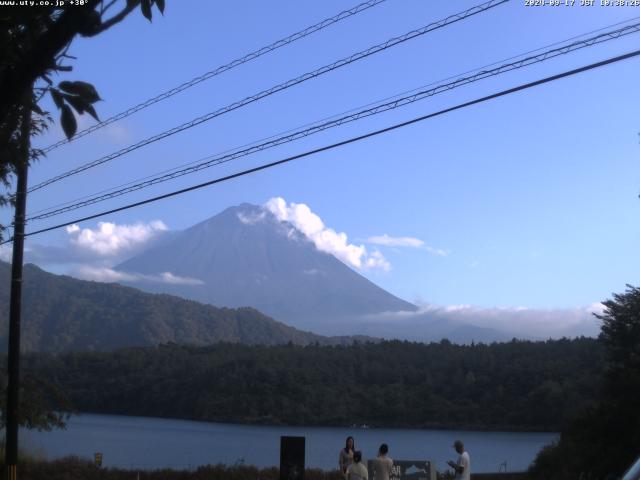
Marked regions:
[19,337,603,432]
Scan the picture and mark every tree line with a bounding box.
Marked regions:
[13,337,603,432]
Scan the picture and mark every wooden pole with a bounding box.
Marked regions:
[5,92,31,480]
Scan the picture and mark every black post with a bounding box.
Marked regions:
[280,436,305,480]
[5,96,31,480]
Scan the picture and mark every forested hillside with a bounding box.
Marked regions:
[22,338,603,431]
[0,262,365,351]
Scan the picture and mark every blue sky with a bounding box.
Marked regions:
[3,0,640,319]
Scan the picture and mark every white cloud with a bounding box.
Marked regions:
[0,244,12,263]
[72,266,139,283]
[410,302,602,338]
[237,211,266,225]
[264,197,389,272]
[586,302,606,316]
[15,217,199,288]
[351,302,603,341]
[102,123,132,144]
[73,266,203,286]
[364,250,391,272]
[76,114,132,145]
[366,234,449,256]
[66,220,168,257]
[444,304,472,312]
[157,272,204,285]
[22,220,170,268]
[367,234,424,248]
[425,246,450,257]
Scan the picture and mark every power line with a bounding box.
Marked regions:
[8,48,639,243]
[28,0,508,193]
[26,15,640,219]
[40,0,389,153]
[25,20,640,223]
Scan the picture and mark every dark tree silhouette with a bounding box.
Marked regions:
[530,285,640,479]
[0,1,166,432]
[0,0,165,236]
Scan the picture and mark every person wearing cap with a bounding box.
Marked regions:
[447,440,470,480]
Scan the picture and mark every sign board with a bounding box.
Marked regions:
[367,459,436,480]
[280,436,305,480]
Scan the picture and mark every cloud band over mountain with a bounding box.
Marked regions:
[264,197,390,271]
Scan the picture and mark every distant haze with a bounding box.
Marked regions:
[110,202,599,343]
[6,201,604,344]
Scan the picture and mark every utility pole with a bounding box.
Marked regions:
[5,93,31,480]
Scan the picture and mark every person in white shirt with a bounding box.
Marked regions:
[372,443,393,480]
[347,451,368,480]
[447,440,470,480]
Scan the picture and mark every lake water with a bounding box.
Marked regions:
[21,414,557,473]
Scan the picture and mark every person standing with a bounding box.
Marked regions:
[347,451,369,480]
[339,436,355,479]
[372,443,393,480]
[447,440,471,480]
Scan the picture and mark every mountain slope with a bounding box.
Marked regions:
[0,262,364,352]
[116,203,417,330]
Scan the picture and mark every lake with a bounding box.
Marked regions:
[21,414,557,473]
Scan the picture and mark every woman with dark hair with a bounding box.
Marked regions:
[339,436,355,479]
[347,451,369,480]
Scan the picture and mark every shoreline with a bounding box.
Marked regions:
[67,410,560,434]
[22,413,554,474]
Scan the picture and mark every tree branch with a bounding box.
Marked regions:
[0,1,101,123]
[85,0,140,37]
[101,0,120,15]
[0,0,142,124]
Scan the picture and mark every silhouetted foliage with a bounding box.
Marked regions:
[529,285,640,479]
[0,371,72,431]
[0,456,335,480]
[0,0,165,237]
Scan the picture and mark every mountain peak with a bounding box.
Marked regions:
[116,203,416,331]
[193,202,264,226]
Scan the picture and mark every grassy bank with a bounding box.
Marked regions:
[3,456,530,480]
